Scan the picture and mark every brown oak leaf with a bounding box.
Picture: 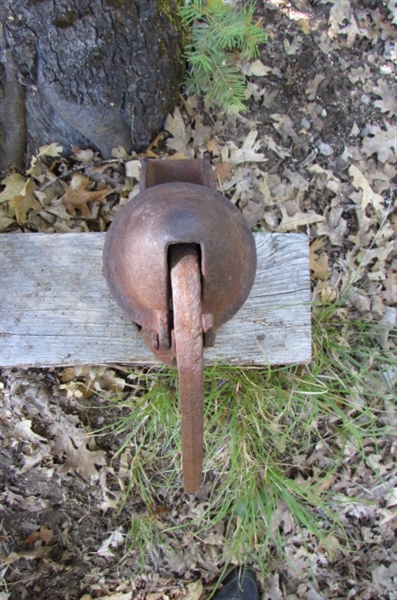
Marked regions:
[61,175,113,217]
[24,525,54,547]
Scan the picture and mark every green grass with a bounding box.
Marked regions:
[95,304,396,579]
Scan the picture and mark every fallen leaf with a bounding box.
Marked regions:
[310,239,330,280]
[284,168,309,190]
[382,268,397,306]
[72,146,95,163]
[0,173,27,204]
[27,143,63,177]
[373,79,397,117]
[206,139,221,156]
[215,162,232,184]
[297,17,311,34]
[111,145,129,159]
[348,65,371,85]
[60,175,113,217]
[348,165,385,211]
[97,528,124,557]
[13,420,48,444]
[305,74,325,101]
[49,414,106,481]
[0,214,16,231]
[386,0,397,24]
[278,206,324,231]
[328,0,360,47]
[245,59,272,76]
[9,178,41,224]
[184,580,203,600]
[266,136,291,159]
[0,546,51,565]
[229,131,266,165]
[271,114,300,144]
[164,107,192,156]
[24,525,54,547]
[95,594,131,600]
[316,207,347,246]
[125,160,141,180]
[321,286,337,304]
[346,289,371,313]
[361,121,397,163]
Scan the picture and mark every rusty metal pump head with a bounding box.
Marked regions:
[103,158,256,493]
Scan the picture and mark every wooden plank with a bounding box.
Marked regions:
[0,232,311,367]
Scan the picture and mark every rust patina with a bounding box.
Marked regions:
[103,157,256,493]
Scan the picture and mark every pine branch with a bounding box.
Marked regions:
[179,0,267,114]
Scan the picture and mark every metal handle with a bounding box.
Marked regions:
[170,244,204,493]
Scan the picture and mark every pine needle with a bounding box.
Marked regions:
[179,0,267,114]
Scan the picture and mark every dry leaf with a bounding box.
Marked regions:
[361,122,397,163]
[266,136,291,159]
[0,173,26,204]
[297,17,311,34]
[206,139,221,156]
[278,204,324,232]
[27,143,63,177]
[13,420,48,445]
[386,0,397,24]
[373,79,397,117]
[229,131,266,165]
[310,239,330,280]
[0,213,16,231]
[9,179,41,225]
[97,528,124,557]
[271,114,300,144]
[328,0,360,47]
[96,594,132,600]
[284,168,309,190]
[311,252,329,281]
[48,414,106,481]
[0,546,51,565]
[382,269,397,305]
[305,74,325,101]
[111,145,129,159]
[215,162,232,184]
[72,146,95,163]
[184,580,203,600]
[24,525,54,547]
[316,207,347,246]
[321,286,337,304]
[60,175,113,217]
[164,107,192,156]
[245,59,272,76]
[348,165,384,211]
[125,160,141,180]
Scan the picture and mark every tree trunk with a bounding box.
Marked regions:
[0,0,185,171]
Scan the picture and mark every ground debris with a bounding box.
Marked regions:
[1,0,397,598]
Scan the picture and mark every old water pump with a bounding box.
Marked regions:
[103,157,256,493]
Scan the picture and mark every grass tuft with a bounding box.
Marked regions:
[96,305,396,578]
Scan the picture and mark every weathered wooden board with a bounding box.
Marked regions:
[0,233,311,367]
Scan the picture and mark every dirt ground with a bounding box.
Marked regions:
[1,0,396,599]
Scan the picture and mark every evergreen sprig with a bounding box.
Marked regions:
[179,0,267,114]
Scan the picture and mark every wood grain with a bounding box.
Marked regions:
[0,232,311,367]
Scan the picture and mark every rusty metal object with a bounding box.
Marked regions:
[170,244,204,494]
[103,157,256,493]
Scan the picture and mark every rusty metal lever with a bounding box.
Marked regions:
[170,244,204,493]
[103,156,256,493]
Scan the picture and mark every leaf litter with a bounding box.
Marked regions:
[1,0,397,598]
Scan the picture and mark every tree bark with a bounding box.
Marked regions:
[0,0,185,171]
